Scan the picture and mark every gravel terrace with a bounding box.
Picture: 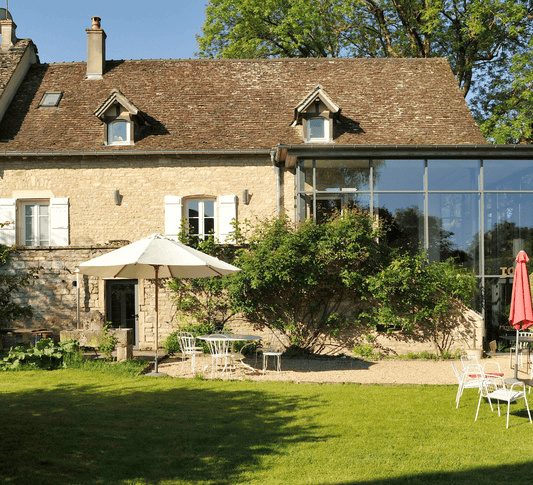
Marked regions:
[157,353,522,385]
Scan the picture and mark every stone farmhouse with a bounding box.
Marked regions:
[1,16,533,354]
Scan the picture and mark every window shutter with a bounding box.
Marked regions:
[50,198,69,246]
[164,196,182,240]
[218,195,237,243]
[0,199,16,246]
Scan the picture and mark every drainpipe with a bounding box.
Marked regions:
[75,269,80,329]
[271,150,281,216]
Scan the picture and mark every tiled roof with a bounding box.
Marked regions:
[0,57,486,152]
[0,39,36,100]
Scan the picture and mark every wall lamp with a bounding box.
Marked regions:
[114,190,122,205]
[242,189,251,205]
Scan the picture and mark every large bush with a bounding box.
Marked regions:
[169,210,478,356]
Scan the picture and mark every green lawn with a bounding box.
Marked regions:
[1,366,532,484]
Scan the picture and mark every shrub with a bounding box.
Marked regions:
[0,338,81,370]
[353,344,375,358]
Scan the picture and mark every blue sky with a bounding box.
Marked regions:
[10,1,208,63]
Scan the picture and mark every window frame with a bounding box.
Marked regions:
[305,117,331,143]
[107,119,132,146]
[185,198,216,241]
[19,199,50,247]
[39,91,63,108]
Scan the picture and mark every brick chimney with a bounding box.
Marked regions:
[1,19,17,50]
[86,16,106,80]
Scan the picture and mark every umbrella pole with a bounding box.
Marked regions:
[154,266,159,374]
[514,329,520,379]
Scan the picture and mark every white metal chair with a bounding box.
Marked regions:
[475,375,532,428]
[510,332,530,369]
[260,332,285,374]
[204,334,233,378]
[177,332,203,375]
[452,362,487,409]
[460,354,479,369]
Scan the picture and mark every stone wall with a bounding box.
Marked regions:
[0,153,293,246]
[3,246,182,350]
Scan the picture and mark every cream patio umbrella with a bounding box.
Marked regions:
[78,233,240,376]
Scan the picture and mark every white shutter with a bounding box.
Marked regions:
[50,198,69,246]
[0,198,16,246]
[218,195,237,243]
[164,195,182,240]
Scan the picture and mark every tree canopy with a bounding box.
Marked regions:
[197,0,533,141]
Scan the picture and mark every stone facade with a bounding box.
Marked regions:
[0,154,291,246]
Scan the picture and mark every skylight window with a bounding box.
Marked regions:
[39,92,63,108]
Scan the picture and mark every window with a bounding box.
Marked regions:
[164,195,237,243]
[107,120,130,145]
[39,92,63,108]
[308,118,326,140]
[186,199,215,241]
[0,198,69,247]
[21,201,50,247]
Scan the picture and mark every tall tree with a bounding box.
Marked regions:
[197,0,532,98]
[470,39,533,143]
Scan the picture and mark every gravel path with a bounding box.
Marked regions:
[157,353,523,385]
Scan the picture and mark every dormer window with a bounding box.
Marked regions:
[94,88,145,147]
[292,85,340,144]
[308,117,328,141]
[108,119,130,145]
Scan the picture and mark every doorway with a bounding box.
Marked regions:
[105,279,139,349]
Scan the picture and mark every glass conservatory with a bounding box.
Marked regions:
[280,144,533,344]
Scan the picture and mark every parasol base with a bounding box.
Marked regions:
[145,371,167,377]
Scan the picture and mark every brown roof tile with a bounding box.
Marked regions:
[0,57,486,151]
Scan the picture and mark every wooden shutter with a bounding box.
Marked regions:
[164,196,182,240]
[50,198,69,246]
[0,199,16,246]
[218,195,237,243]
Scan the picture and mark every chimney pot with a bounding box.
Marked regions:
[91,16,101,29]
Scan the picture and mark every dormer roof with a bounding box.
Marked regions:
[94,88,140,120]
[291,84,340,127]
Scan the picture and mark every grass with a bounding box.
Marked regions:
[1,362,533,484]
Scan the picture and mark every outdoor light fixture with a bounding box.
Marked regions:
[114,190,122,205]
[242,189,250,205]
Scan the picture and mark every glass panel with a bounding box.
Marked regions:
[24,205,34,246]
[428,159,480,190]
[484,193,533,275]
[39,205,50,246]
[314,159,370,192]
[203,200,215,218]
[187,201,199,219]
[309,118,325,138]
[482,277,514,344]
[484,160,533,190]
[311,193,370,224]
[373,159,425,191]
[374,193,425,255]
[108,121,128,143]
[428,193,480,271]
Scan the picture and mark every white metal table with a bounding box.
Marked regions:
[198,334,262,375]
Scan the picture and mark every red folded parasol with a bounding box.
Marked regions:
[509,251,533,378]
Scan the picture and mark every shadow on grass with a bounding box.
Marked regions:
[0,375,324,484]
[320,460,533,485]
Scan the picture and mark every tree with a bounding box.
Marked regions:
[0,224,36,327]
[197,0,533,97]
[470,38,533,143]
[363,252,477,355]
[226,210,389,353]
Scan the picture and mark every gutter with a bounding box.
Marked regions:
[0,149,273,158]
